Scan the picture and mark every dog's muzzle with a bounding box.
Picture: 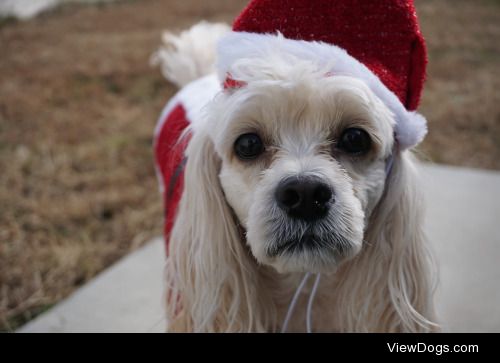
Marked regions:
[265,175,350,259]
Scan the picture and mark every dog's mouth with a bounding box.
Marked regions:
[267,232,349,258]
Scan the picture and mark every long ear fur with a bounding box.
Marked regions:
[165,128,274,332]
[333,152,439,332]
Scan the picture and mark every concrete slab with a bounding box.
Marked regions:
[0,0,58,20]
[18,238,166,333]
[18,163,500,333]
[423,164,500,332]
[0,0,121,20]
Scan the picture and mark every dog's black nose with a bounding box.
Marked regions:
[275,177,334,222]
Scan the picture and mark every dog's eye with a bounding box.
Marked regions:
[337,128,371,155]
[234,133,264,160]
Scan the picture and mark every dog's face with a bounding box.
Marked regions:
[208,74,395,273]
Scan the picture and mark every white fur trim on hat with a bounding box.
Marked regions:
[217,32,427,150]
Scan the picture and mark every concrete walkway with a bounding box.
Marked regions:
[18,238,166,333]
[0,0,121,20]
[19,163,500,333]
[423,164,500,332]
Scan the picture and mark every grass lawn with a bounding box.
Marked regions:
[0,0,499,331]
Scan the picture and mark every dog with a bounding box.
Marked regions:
[153,1,438,333]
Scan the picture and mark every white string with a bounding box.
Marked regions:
[385,153,394,176]
[279,145,393,333]
[306,273,321,333]
[281,272,311,333]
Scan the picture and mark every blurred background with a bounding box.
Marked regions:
[0,0,499,331]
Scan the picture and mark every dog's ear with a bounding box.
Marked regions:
[165,128,270,332]
[335,152,439,332]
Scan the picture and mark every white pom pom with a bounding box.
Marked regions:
[396,111,428,150]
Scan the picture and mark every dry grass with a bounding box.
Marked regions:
[418,0,500,169]
[0,0,248,331]
[0,0,498,331]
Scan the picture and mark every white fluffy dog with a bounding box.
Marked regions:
[153,21,438,333]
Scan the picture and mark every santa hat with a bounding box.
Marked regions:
[217,0,428,150]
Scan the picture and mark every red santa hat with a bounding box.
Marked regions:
[217,0,428,150]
